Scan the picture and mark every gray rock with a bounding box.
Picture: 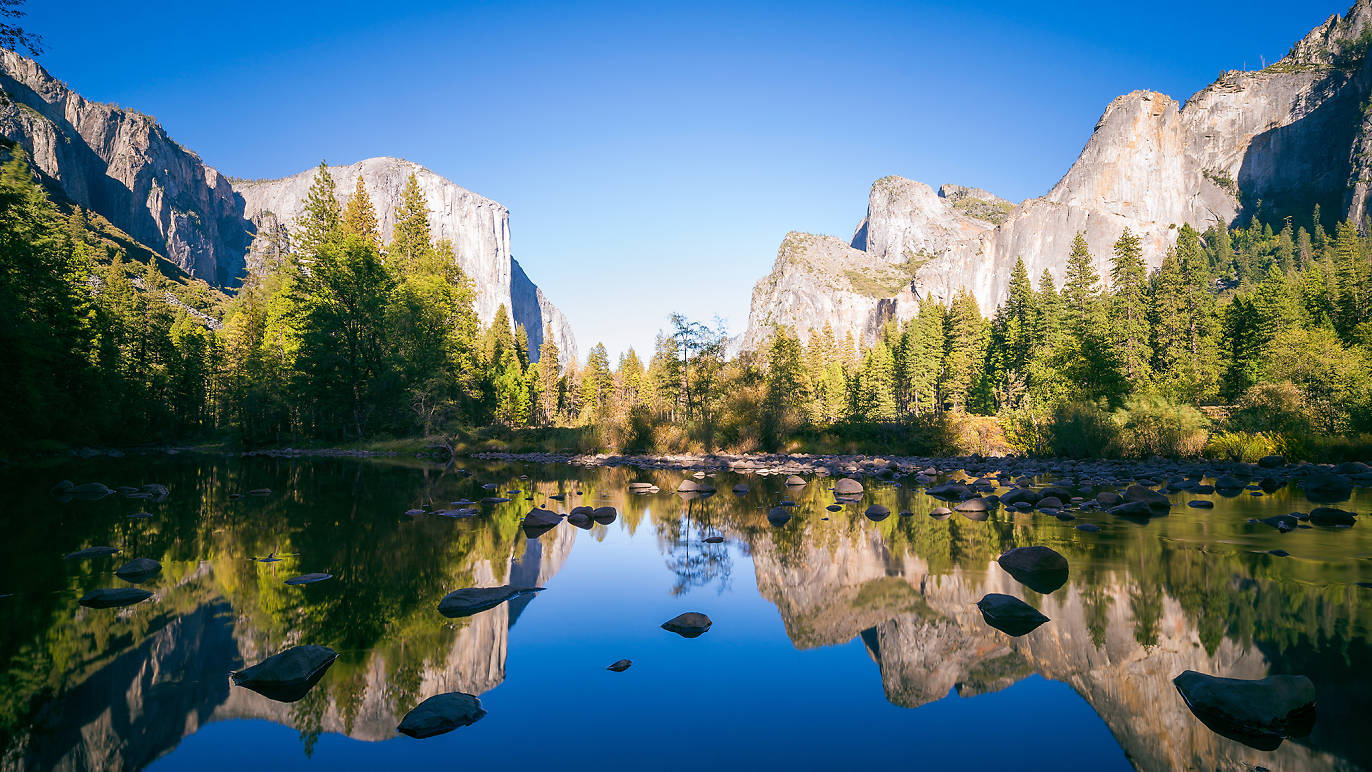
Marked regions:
[78,587,153,609]
[661,612,712,638]
[784,475,807,487]
[438,585,543,618]
[522,507,562,537]
[607,659,632,672]
[65,546,119,560]
[1173,670,1316,751]
[998,546,1070,594]
[397,692,486,738]
[284,572,334,585]
[864,504,891,521]
[833,478,864,495]
[232,645,338,703]
[976,593,1049,637]
[115,557,162,583]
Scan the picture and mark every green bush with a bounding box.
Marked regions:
[1047,402,1117,458]
[1111,393,1210,458]
[1204,431,1279,462]
[1227,381,1313,435]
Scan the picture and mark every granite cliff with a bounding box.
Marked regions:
[0,50,576,365]
[742,0,1372,350]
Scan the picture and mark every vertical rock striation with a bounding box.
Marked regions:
[742,0,1372,349]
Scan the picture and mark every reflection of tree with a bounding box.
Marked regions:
[659,495,732,596]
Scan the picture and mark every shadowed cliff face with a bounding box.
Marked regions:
[742,0,1372,350]
[0,52,577,363]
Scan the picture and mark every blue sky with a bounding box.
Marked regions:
[29,0,1348,361]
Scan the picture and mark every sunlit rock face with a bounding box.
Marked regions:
[0,52,576,366]
[744,521,1352,772]
[235,158,577,366]
[742,0,1372,350]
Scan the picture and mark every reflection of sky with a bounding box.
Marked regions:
[152,523,1128,770]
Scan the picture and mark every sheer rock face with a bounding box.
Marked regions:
[742,0,1372,350]
[235,158,577,365]
[0,51,576,366]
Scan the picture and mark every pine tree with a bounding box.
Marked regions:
[1109,227,1152,384]
[295,162,341,257]
[854,338,898,420]
[390,173,433,267]
[941,289,986,412]
[1331,220,1366,338]
[534,323,561,423]
[764,325,807,435]
[341,175,380,246]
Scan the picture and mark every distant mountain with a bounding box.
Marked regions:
[0,50,576,365]
[740,0,1372,350]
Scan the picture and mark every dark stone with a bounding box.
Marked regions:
[661,612,712,637]
[397,692,486,738]
[766,507,792,526]
[115,557,162,583]
[65,546,119,560]
[284,572,333,585]
[592,506,618,525]
[825,504,843,512]
[607,659,632,672]
[1095,491,1123,507]
[1173,670,1316,751]
[1299,471,1353,502]
[1258,455,1286,469]
[731,484,749,495]
[438,585,543,618]
[864,504,890,522]
[976,593,1049,636]
[704,536,724,544]
[1076,523,1101,533]
[232,645,338,703]
[1000,488,1042,507]
[1309,507,1356,526]
[1189,500,1214,509]
[1268,549,1290,557]
[78,587,153,609]
[997,546,1069,594]
[522,507,562,538]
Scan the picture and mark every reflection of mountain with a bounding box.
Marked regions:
[745,522,1359,772]
[4,526,575,770]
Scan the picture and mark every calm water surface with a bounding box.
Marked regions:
[2,455,1370,771]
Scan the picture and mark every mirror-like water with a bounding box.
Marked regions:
[2,455,1370,771]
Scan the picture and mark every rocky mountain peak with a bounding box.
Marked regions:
[741,0,1372,351]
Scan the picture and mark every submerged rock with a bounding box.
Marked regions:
[438,585,543,618]
[731,483,750,495]
[115,557,162,583]
[997,546,1069,594]
[766,507,792,526]
[232,645,339,703]
[284,572,334,585]
[976,593,1049,636]
[607,659,633,672]
[661,612,712,638]
[79,587,153,609]
[704,535,725,544]
[1173,670,1316,751]
[65,546,119,560]
[397,692,487,738]
[864,504,890,521]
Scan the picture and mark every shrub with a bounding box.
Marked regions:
[1111,393,1210,458]
[1227,381,1313,435]
[1204,431,1279,462]
[1047,402,1116,458]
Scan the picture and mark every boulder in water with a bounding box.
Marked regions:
[65,546,119,560]
[284,573,334,586]
[731,483,749,495]
[522,508,562,538]
[438,585,543,618]
[397,692,487,738]
[1309,507,1356,526]
[833,478,863,495]
[661,612,712,637]
[1299,471,1353,502]
[864,504,890,521]
[1173,670,1316,751]
[784,475,807,487]
[607,659,632,672]
[997,546,1069,594]
[592,506,618,525]
[766,507,792,526]
[232,645,338,703]
[976,593,1049,636]
[79,587,152,609]
[115,557,162,583]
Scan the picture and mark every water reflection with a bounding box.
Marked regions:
[0,456,1369,770]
